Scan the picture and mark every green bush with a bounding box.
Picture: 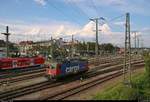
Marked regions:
[93,73,145,100]
[93,84,138,100]
[144,54,150,80]
[93,54,150,100]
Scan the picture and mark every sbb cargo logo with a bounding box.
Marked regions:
[65,66,80,73]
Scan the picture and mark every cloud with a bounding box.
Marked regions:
[0,18,149,47]
[34,0,46,6]
[78,21,95,37]
[141,27,150,33]
[100,24,112,35]
[0,19,122,44]
[0,19,113,42]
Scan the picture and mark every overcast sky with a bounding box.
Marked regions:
[0,0,150,47]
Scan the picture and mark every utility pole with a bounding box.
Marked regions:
[141,38,144,54]
[1,26,11,58]
[137,35,142,56]
[71,35,74,58]
[123,13,132,86]
[132,31,138,53]
[50,36,53,60]
[90,18,101,57]
[137,35,140,49]
[87,42,89,54]
[95,18,99,57]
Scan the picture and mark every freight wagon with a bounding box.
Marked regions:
[0,56,45,70]
[46,58,89,80]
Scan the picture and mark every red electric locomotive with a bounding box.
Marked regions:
[46,58,89,80]
[0,56,45,70]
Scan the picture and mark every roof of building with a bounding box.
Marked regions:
[19,41,34,45]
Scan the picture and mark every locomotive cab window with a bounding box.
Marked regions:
[50,65,55,69]
[50,63,57,69]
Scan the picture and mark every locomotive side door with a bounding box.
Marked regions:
[65,60,80,74]
[70,60,80,74]
[62,60,71,75]
[30,58,34,66]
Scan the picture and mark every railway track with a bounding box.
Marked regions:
[88,55,142,65]
[0,68,46,84]
[0,58,123,93]
[47,64,144,100]
[0,57,141,85]
[0,60,144,101]
[0,56,126,84]
[88,56,124,65]
[47,70,123,100]
[0,71,45,84]
[0,66,45,79]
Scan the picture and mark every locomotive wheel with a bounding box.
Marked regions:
[45,75,51,80]
[50,76,57,81]
[45,75,57,81]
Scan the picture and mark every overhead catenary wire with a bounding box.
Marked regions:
[47,0,83,26]
[91,0,100,17]
[108,14,125,22]
[95,14,125,31]
[69,0,92,20]
[97,14,125,30]
[65,0,90,20]
[96,14,125,46]
[0,1,102,43]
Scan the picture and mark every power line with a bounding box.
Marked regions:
[97,14,125,32]
[68,0,97,21]
[65,0,90,20]
[96,15,125,46]
[91,0,99,16]
[101,14,125,30]
[91,0,100,17]
[47,0,83,25]
[109,14,125,22]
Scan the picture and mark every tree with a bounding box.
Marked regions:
[0,40,5,47]
[100,43,115,53]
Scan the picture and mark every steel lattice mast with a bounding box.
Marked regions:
[123,13,132,86]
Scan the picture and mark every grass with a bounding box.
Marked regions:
[93,72,145,100]
[93,53,150,100]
